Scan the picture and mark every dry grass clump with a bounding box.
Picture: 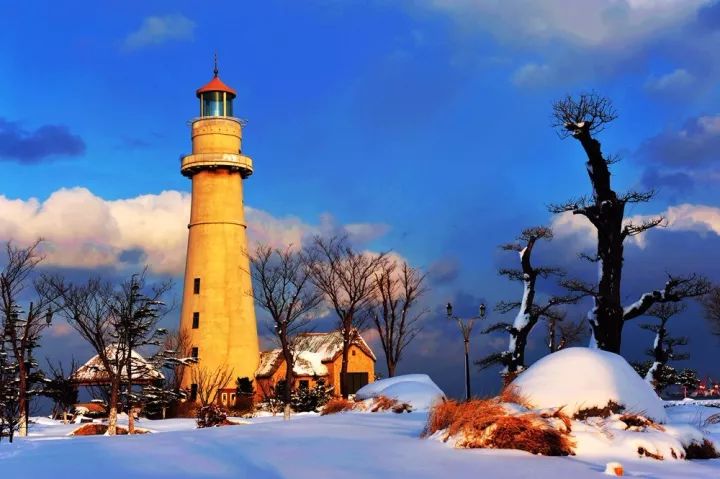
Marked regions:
[685,439,720,459]
[423,399,574,456]
[573,400,624,420]
[70,424,151,436]
[321,398,355,416]
[618,413,664,431]
[369,395,412,413]
[499,385,533,409]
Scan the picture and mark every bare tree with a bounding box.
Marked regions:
[307,236,387,398]
[477,227,577,383]
[251,245,322,419]
[159,329,193,395]
[550,93,710,352]
[545,313,586,353]
[111,271,173,433]
[43,359,79,424]
[0,241,56,437]
[47,271,173,434]
[191,365,234,407]
[45,277,124,434]
[369,260,427,377]
[638,303,689,392]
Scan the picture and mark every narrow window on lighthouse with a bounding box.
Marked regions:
[192,312,200,329]
[193,278,200,294]
[191,347,199,359]
[190,384,198,402]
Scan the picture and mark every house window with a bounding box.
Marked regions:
[191,347,199,359]
[221,392,227,404]
[192,312,200,329]
[193,278,200,294]
[190,384,198,402]
[230,393,236,403]
[299,380,309,390]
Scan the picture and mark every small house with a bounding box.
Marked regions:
[255,331,376,399]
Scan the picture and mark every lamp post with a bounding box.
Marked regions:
[446,302,486,402]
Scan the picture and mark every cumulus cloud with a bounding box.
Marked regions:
[511,63,554,88]
[0,118,85,164]
[123,14,195,50]
[0,188,390,276]
[416,0,713,88]
[637,115,720,168]
[426,0,706,48]
[644,68,695,93]
[551,203,720,250]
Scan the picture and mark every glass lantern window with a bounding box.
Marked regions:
[201,91,233,117]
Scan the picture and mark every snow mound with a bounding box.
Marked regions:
[355,374,445,411]
[512,347,667,423]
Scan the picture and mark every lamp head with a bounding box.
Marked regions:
[479,303,487,318]
[446,302,453,319]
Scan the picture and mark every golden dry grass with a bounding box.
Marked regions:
[499,385,533,409]
[321,398,355,415]
[423,399,574,456]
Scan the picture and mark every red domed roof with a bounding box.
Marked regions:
[196,74,237,98]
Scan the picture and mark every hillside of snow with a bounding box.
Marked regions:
[512,347,668,422]
[355,373,445,411]
[0,402,717,478]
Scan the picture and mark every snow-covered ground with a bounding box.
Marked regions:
[1,403,718,479]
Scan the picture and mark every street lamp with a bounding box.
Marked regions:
[446,302,486,401]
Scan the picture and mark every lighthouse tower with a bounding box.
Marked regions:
[179,61,259,403]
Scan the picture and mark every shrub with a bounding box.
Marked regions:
[196,405,228,428]
[291,379,333,412]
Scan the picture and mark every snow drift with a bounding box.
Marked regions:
[512,347,668,423]
[355,374,445,411]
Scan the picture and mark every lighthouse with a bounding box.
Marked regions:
[179,60,259,404]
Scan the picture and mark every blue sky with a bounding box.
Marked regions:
[2,0,720,398]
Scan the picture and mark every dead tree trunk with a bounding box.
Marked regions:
[551,94,707,352]
[478,227,576,382]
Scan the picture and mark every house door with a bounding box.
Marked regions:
[343,372,369,396]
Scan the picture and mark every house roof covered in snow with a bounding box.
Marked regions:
[72,344,164,385]
[256,331,376,378]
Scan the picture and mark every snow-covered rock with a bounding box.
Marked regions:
[512,347,668,423]
[355,374,445,411]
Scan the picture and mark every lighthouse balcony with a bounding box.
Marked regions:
[180,152,253,178]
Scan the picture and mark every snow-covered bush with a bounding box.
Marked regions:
[355,374,445,411]
[512,348,667,423]
[196,405,228,428]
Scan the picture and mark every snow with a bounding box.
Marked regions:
[3,405,718,479]
[512,347,668,423]
[294,351,327,376]
[355,374,445,411]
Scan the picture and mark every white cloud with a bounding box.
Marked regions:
[426,0,706,48]
[551,203,720,250]
[645,68,695,93]
[0,187,389,276]
[123,14,195,50]
[512,63,554,88]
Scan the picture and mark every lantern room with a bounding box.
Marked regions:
[196,63,237,118]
